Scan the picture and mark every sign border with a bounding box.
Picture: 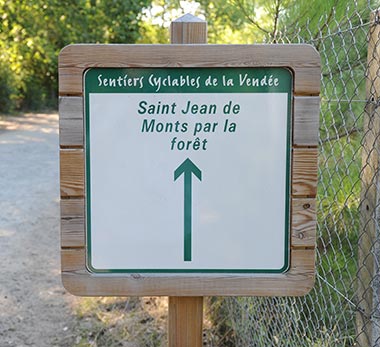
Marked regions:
[84,67,293,274]
[59,44,320,296]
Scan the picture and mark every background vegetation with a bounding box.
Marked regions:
[0,0,150,112]
[0,0,370,113]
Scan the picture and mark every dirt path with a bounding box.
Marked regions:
[0,113,77,347]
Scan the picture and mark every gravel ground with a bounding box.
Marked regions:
[0,113,77,347]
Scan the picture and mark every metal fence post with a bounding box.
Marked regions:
[357,9,380,347]
[168,13,207,347]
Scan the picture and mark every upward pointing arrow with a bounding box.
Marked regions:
[174,158,202,262]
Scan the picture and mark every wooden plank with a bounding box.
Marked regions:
[61,217,84,248]
[169,297,203,347]
[60,197,315,250]
[57,61,320,186]
[58,80,316,149]
[292,148,318,197]
[291,248,315,271]
[61,197,85,216]
[59,67,83,96]
[59,96,83,147]
[61,247,85,272]
[293,68,321,96]
[291,198,316,248]
[60,149,84,197]
[61,248,314,296]
[293,96,320,146]
[62,248,314,274]
[61,198,85,248]
[58,44,320,96]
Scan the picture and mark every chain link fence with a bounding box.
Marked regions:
[205,1,380,346]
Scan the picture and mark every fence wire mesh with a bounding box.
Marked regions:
[204,1,380,346]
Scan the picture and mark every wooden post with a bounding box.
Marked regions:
[357,9,380,347]
[168,296,204,347]
[168,14,206,347]
[170,13,207,44]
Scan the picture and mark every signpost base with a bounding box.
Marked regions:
[168,297,203,347]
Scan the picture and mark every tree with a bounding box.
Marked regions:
[0,0,150,112]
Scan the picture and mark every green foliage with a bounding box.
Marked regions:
[138,0,203,43]
[0,59,19,113]
[139,0,260,43]
[0,0,150,112]
[197,0,253,43]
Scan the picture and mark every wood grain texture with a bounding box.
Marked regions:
[59,96,83,147]
[58,44,320,96]
[61,248,314,296]
[291,198,316,248]
[58,95,322,148]
[61,247,84,272]
[61,197,317,250]
[60,149,84,197]
[293,96,320,146]
[171,14,207,44]
[57,99,321,171]
[357,10,380,346]
[169,296,203,347]
[292,148,318,197]
[59,147,320,199]
[170,19,206,343]
[61,198,85,248]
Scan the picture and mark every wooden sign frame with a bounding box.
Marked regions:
[59,44,320,296]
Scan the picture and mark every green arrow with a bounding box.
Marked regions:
[174,158,202,262]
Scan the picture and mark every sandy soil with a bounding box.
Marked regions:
[0,113,77,347]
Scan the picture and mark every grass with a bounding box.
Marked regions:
[72,297,168,347]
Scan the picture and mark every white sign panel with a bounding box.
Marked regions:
[84,67,292,273]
